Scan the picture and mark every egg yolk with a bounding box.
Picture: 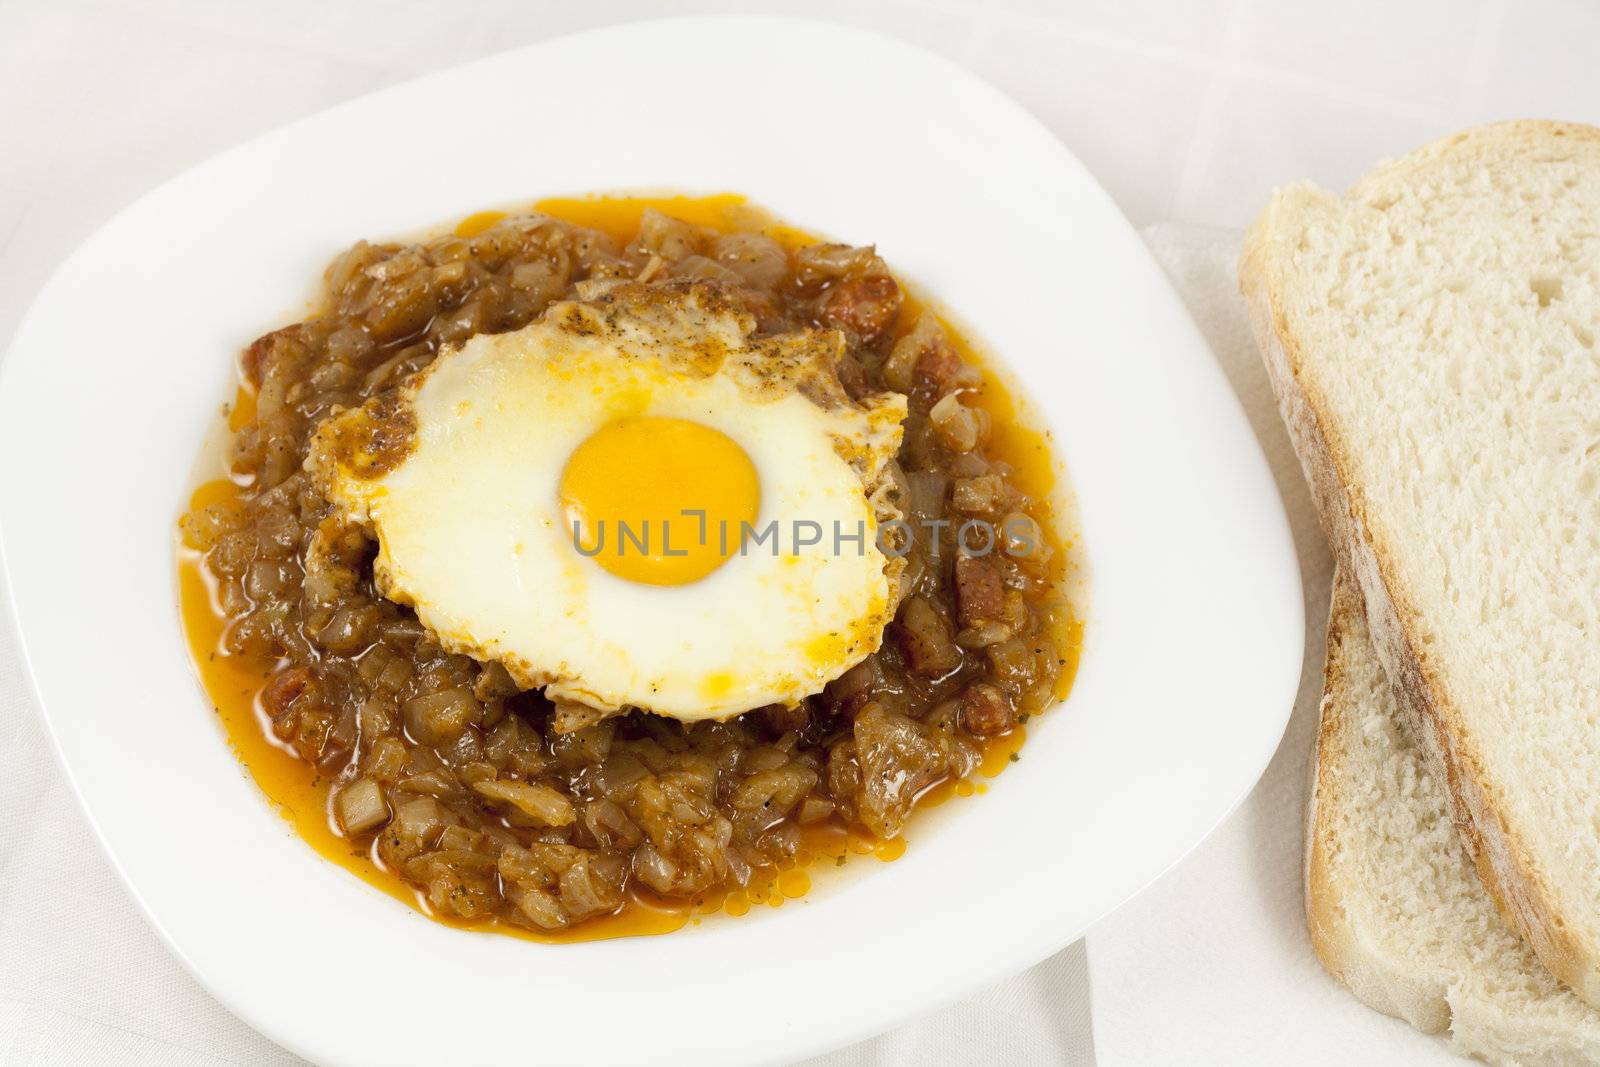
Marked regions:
[559,416,761,586]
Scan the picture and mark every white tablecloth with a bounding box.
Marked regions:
[2,1,1596,1063]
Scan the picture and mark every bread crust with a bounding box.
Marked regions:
[1307,574,1454,1034]
[1305,577,1370,1000]
[1241,126,1600,1006]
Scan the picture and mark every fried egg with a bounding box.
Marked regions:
[310,283,907,721]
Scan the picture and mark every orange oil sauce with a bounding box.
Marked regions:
[179,194,1083,940]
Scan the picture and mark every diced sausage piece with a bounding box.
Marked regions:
[959,683,1014,737]
[262,665,314,717]
[916,335,965,395]
[241,325,305,388]
[954,555,1006,628]
[820,274,901,343]
[895,596,962,676]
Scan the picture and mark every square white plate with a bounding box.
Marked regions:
[0,16,1301,1067]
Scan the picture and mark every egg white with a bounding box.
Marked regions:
[313,286,907,721]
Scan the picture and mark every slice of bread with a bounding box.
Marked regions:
[1310,572,1600,1065]
[1241,120,1600,1007]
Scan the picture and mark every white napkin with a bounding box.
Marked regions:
[1083,225,1464,1066]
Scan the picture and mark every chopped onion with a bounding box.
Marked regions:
[334,777,389,835]
[471,778,575,827]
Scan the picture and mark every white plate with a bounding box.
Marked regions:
[0,16,1300,1067]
